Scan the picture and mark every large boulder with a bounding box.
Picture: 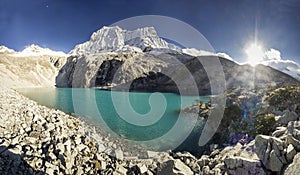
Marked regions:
[255,135,287,172]
[224,156,265,175]
[277,110,299,125]
[157,159,193,175]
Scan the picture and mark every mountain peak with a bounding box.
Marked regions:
[23,44,46,53]
[1,44,67,57]
[69,26,181,55]
[0,46,15,53]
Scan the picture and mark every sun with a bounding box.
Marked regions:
[245,43,265,66]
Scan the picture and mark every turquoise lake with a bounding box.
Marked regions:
[18,88,209,152]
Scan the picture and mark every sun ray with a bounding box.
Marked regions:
[245,42,265,66]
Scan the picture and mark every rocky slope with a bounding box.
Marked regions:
[0,45,67,88]
[57,51,299,95]
[56,51,192,88]
[128,56,300,95]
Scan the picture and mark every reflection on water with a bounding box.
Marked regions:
[18,88,209,154]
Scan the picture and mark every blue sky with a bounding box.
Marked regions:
[0,0,300,63]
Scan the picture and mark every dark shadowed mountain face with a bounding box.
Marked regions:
[127,56,300,95]
[56,53,299,95]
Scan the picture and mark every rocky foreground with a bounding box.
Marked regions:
[0,86,300,175]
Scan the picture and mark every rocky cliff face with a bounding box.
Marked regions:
[56,52,175,88]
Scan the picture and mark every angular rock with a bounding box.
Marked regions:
[197,155,210,167]
[286,144,297,162]
[114,149,124,160]
[115,165,127,175]
[255,135,287,172]
[147,150,161,158]
[272,127,287,137]
[224,156,265,174]
[287,121,300,140]
[286,134,300,151]
[137,164,148,174]
[284,153,300,175]
[277,110,298,125]
[157,159,193,175]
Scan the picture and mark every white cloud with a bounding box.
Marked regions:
[182,48,234,61]
[264,48,281,61]
[216,52,233,61]
[261,48,300,80]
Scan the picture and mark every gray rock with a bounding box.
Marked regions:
[157,159,193,175]
[46,123,56,131]
[63,139,71,152]
[147,150,161,158]
[284,153,300,175]
[274,110,283,116]
[202,165,210,174]
[197,155,210,167]
[224,156,242,169]
[115,165,127,175]
[272,127,287,137]
[97,143,105,152]
[287,121,300,140]
[56,143,65,153]
[286,144,297,162]
[114,149,124,160]
[286,134,300,151]
[255,135,287,172]
[277,110,298,125]
[224,156,265,174]
[137,164,148,174]
[269,150,284,172]
[173,159,193,175]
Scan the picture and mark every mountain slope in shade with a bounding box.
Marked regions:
[127,56,300,95]
[69,26,181,55]
[261,60,300,81]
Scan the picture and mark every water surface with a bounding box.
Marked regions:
[19,88,209,152]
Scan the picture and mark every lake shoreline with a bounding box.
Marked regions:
[1,86,300,174]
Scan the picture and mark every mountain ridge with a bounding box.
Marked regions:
[69,26,181,55]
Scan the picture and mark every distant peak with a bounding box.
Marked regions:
[10,44,67,57]
[0,45,15,53]
[23,44,45,52]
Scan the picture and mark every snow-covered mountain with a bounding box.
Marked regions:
[0,46,15,53]
[69,26,181,55]
[11,44,67,57]
[0,45,67,88]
